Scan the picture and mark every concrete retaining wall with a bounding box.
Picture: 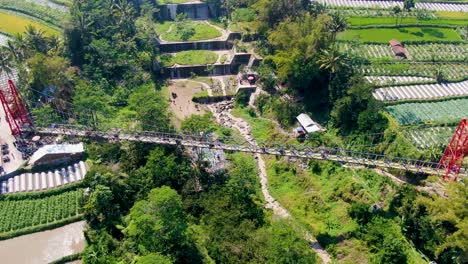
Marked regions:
[164,53,253,79]
[158,3,220,21]
[158,32,242,53]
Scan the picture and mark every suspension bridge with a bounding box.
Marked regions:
[1,79,467,180]
[32,125,467,179]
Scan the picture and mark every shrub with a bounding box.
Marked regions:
[231,8,257,23]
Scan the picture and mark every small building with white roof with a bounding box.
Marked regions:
[28,143,84,166]
[296,113,324,134]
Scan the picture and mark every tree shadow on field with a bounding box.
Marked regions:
[411,31,424,37]
[422,28,445,38]
[317,232,346,248]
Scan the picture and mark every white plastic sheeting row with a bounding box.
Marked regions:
[0,161,87,194]
[366,75,435,85]
[314,0,468,12]
[373,80,468,101]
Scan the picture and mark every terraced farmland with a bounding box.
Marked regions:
[347,16,468,26]
[359,63,468,81]
[386,98,468,125]
[341,43,468,61]
[0,10,59,36]
[407,126,455,149]
[0,189,82,234]
[314,0,468,12]
[338,27,462,43]
[373,80,468,101]
[365,76,435,85]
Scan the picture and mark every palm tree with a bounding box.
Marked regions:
[111,0,136,37]
[318,48,346,102]
[328,12,347,41]
[6,34,28,63]
[0,47,13,78]
[47,35,62,55]
[24,25,48,54]
[318,48,345,75]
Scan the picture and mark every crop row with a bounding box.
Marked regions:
[315,0,468,12]
[365,76,435,86]
[407,126,454,149]
[386,98,468,125]
[373,80,468,101]
[0,189,82,233]
[332,9,438,19]
[359,63,468,80]
[341,43,468,61]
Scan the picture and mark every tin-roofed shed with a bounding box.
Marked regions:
[296,113,324,133]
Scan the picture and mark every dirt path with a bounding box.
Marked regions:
[207,100,331,263]
[211,76,227,96]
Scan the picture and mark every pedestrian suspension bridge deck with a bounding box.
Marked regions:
[34,126,467,179]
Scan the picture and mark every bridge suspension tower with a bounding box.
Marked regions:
[0,80,32,135]
[439,118,468,181]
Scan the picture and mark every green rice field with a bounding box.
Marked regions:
[386,98,468,125]
[338,27,462,43]
[348,16,468,26]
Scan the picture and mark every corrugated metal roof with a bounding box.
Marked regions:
[28,143,84,165]
[296,113,322,133]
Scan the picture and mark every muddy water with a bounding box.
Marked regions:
[0,221,86,264]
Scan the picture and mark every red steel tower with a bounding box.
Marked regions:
[0,80,32,135]
[439,118,468,181]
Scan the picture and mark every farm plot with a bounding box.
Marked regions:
[0,189,82,234]
[0,11,59,36]
[386,98,468,125]
[313,0,468,12]
[337,27,463,43]
[359,63,468,81]
[0,0,67,26]
[407,126,455,149]
[342,43,468,61]
[373,80,468,101]
[347,16,468,26]
[406,44,467,61]
[340,43,394,59]
[365,76,435,85]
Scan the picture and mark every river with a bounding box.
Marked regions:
[0,221,86,264]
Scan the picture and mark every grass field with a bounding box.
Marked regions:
[0,189,82,234]
[338,27,462,42]
[160,50,218,66]
[0,11,59,36]
[437,11,468,19]
[386,98,468,125]
[156,21,222,42]
[348,16,468,26]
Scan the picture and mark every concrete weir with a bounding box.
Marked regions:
[158,2,220,21]
[165,53,262,79]
[157,32,242,53]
